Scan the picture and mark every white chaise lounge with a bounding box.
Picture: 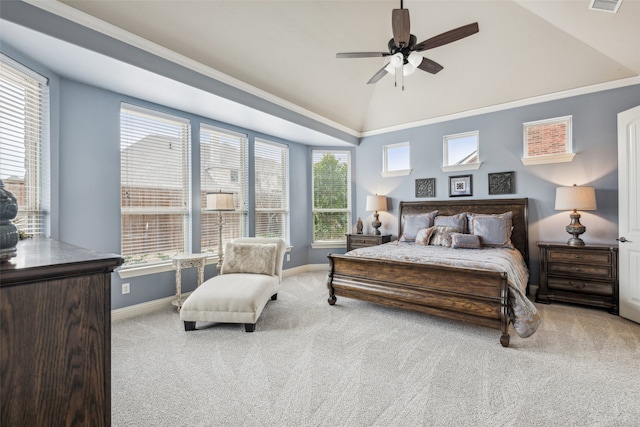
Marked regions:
[179,237,286,332]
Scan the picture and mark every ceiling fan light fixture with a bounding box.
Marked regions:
[407,52,422,67]
[389,52,404,68]
[403,63,416,76]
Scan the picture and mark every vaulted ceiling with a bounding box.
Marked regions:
[2,1,639,145]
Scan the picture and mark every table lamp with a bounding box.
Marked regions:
[206,191,235,271]
[554,184,597,246]
[366,194,387,235]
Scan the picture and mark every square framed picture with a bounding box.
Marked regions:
[488,171,515,195]
[415,178,436,198]
[449,175,472,197]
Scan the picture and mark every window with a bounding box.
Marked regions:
[201,125,248,254]
[0,55,49,236]
[442,131,480,172]
[254,139,289,243]
[522,116,574,165]
[120,104,190,266]
[312,150,351,245]
[382,142,411,177]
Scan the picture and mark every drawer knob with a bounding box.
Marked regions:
[574,255,582,259]
[574,267,581,271]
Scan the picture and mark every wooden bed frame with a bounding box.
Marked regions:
[327,198,529,347]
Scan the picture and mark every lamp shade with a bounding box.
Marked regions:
[365,195,387,212]
[554,185,597,211]
[206,192,235,211]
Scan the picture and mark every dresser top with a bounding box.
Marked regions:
[537,241,618,250]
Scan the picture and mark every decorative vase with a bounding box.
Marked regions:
[0,179,19,262]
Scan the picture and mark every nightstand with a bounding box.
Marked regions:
[346,233,392,251]
[536,242,618,314]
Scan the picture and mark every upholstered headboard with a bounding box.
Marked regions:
[399,198,529,263]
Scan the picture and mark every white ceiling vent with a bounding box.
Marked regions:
[589,0,623,13]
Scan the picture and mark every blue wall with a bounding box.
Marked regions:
[354,85,640,284]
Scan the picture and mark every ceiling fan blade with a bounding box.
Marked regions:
[414,22,479,52]
[416,57,444,74]
[392,9,410,48]
[367,65,389,84]
[336,52,390,58]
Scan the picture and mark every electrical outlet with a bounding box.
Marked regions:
[286,254,290,262]
[122,283,130,294]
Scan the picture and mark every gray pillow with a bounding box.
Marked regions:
[221,242,277,275]
[451,232,482,249]
[468,212,514,248]
[400,211,438,242]
[434,213,467,233]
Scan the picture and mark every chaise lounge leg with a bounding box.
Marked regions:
[245,323,255,332]
[271,293,278,301]
[184,321,196,331]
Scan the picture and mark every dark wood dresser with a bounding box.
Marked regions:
[346,233,392,251]
[1,238,123,427]
[536,241,618,314]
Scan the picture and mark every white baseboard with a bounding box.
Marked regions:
[111,264,329,322]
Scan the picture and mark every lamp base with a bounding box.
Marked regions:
[565,211,586,246]
[371,212,382,236]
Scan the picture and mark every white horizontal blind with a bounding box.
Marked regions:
[312,150,350,242]
[254,139,289,243]
[0,55,49,236]
[200,124,248,255]
[120,104,190,265]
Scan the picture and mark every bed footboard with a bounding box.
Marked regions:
[327,253,511,347]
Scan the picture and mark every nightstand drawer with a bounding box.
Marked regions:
[548,263,611,279]
[350,236,379,247]
[547,277,613,296]
[547,249,612,265]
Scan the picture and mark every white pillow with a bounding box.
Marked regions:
[221,243,277,275]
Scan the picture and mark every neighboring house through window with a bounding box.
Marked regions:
[0,55,49,237]
[522,116,575,165]
[312,150,351,246]
[120,104,190,266]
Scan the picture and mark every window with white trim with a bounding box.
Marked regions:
[200,125,248,255]
[442,131,481,172]
[254,138,289,243]
[120,104,190,266]
[0,55,49,236]
[522,116,574,165]
[312,150,351,244]
[382,141,411,177]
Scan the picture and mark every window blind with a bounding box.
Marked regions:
[120,103,190,265]
[200,124,248,255]
[0,55,49,236]
[312,150,351,242]
[254,138,289,242]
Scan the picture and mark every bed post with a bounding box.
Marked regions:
[327,254,337,305]
[500,277,510,347]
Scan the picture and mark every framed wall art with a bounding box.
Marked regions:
[449,175,472,197]
[415,178,436,198]
[488,171,515,195]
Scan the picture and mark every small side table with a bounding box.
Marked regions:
[172,253,208,311]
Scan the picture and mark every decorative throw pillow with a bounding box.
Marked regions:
[450,232,482,249]
[221,242,277,275]
[400,211,438,242]
[429,226,462,247]
[415,226,436,245]
[468,212,514,248]
[434,213,467,233]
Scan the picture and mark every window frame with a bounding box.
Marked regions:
[254,138,290,244]
[442,130,481,172]
[382,141,411,177]
[311,149,351,248]
[522,115,575,165]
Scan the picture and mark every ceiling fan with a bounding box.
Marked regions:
[336,0,479,87]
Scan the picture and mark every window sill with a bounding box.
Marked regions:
[441,162,482,173]
[521,153,575,165]
[381,169,411,178]
[311,241,347,249]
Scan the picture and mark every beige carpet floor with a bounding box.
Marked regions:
[111,271,640,426]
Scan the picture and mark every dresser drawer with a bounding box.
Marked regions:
[547,249,612,265]
[547,277,613,296]
[548,262,611,279]
[349,236,379,247]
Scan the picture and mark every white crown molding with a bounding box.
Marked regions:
[25,0,359,139]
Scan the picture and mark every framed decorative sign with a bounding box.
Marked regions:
[449,175,472,197]
[488,171,515,195]
[415,178,436,198]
